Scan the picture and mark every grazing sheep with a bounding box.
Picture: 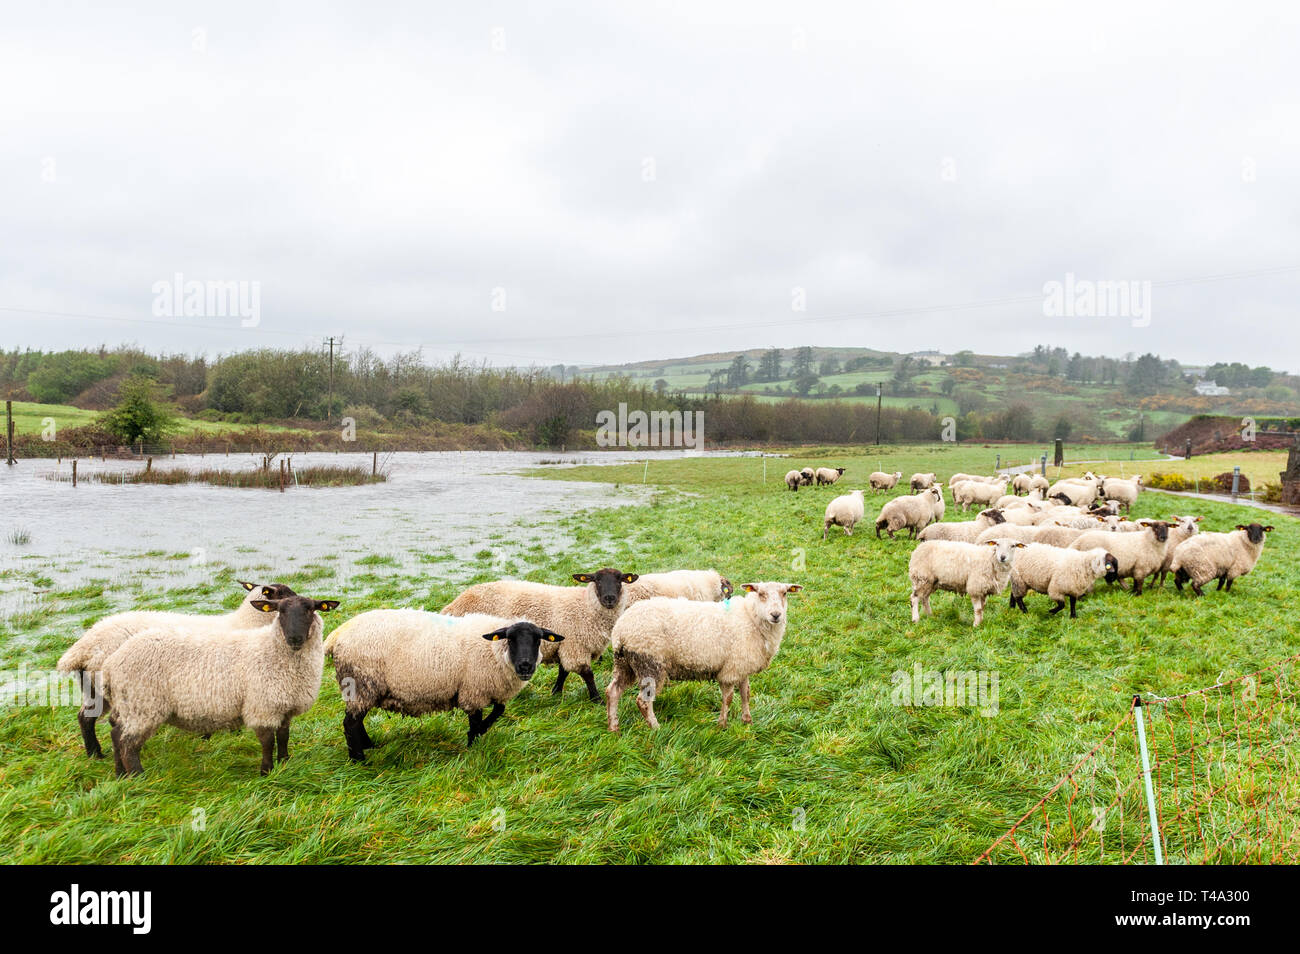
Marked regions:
[625,570,732,603]
[996,489,1045,510]
[784,469,804,491]
[909,472,937,491]
[1029,505,1083,525]
[800,467,816,486]
[952,479,1007,512]
[815,467,846,486]
[908,539,1025,627]
[102,594,340,776]
[1155,515,1202,587]
[605,582,802,731]
[869,470,903,491]
[949,473,1002,487]
[1048,476,1103,507]
[1031,523,1088,548]
[56,580,297,759]
[974,523,1039,545]
[876,486,943,539]
[917,508,1006,543]
[324,611,563,756]
[1012,473,1050,495]
[999,506,1043,526]
[1171,523,1273,597]
[1099,475,1142,513]
[442,568,638,702]
[823,489,866,539]
[1008,545,1119,618]
[1069,521,1170,595]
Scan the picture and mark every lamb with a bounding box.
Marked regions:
[442,567,638,702]
[1100,475,1143,513]
[101,594,340,776]
[1171,523,1273,597]
[952,479,1007,512]
[1069,521,1170,595]
[605,582,802,731]
[909,472,937,491]
[868,470,903,491]
[624,570,732,603]
[1047,481,1100,508]
[815,466,846,486]
[823,489,866,539]
[324,611,563,756]
[56,580,298,759]
[1155,515,1201,587]
[876,486,944,539]
[908,539,1025,627]
[1007,544,1119,618]
[784,469,804,491]
[917,508,1006,542]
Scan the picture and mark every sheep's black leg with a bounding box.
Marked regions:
[1068,595,1078,619]
[579,667,602,703]
[552,664,569,696]
[1216,574,1227,590]
[255,726,276,775]
[1225,577,1234,591]
[109,719,125,776]
[1191,582,1204,597]
[1132,578,1144,596]
[276,717,291,764]
[78,709,103,759]
[466,709,484,747]
[343,711,370,762]
[1174,568,1187,591]
[1049,600,1065,615]
[479,703,506,737]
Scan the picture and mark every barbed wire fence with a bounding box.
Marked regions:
[975,653,1300,864]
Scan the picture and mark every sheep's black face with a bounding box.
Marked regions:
[482,622,563,680]
[1239,523,1269,544]
[1145,521,1170,543]
[260,583,297,600]
[986,509,1006,525]
[1104,554,1120,583]
[575,568,637,609]
[249,596,340,650]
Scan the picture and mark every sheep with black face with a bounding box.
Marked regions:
[442,568,638,702]
[101,594,339,776]
[324,612,563,756]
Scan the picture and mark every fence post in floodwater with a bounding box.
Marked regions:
[1232,466,1240,501]
[72,460,77,487]
[4,400,13,466]
[146,457,152,474]
[280,459,286,492]
[372,451,377,476]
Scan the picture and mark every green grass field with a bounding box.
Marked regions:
[1,444,1296,863]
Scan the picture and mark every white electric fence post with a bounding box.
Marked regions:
[1133,696,1164,865]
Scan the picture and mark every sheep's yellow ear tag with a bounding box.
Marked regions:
[261,605,274,612]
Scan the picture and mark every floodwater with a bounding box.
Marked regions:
[0,449,739,627]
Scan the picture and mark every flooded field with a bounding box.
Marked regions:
[0,450,733,645]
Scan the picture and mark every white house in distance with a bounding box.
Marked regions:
[1194,379,1230,396]
[908,350,950,366]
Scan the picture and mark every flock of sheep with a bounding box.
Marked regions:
[56,570,799,776]
[808,467,1275,626]
[49,458,1274,779]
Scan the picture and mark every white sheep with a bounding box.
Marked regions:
[1012,473,1049,495]
[1048,477,1102,507]
[952,479,1007,512]
[908,539,1025,627]
[1155,515,1201,587]
[56,580,297,759]
[101,594,340,776]
[917,509,1006,543]
[974,523,1039,545]
[868,470,903,491]
[605,582,802,730]
[442,567,638,701]
[815,466,846,486]
[784,469,804,491]
[909,472,937,491]
[949,473,1003,486]
[324,610,563,755]
[823,489,866,539]
[1171,523,1274,597]
[1030,523,1088,548]
[625,569,732,603]
[875,486,943,539]
[800,467,816,485]
[1069,521,1170,595]
[1008,544,1119,618]
[1100,475,1143,513]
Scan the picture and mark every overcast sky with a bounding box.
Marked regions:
[2,1,1298,371]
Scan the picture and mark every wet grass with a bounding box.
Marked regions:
[54,464,386,489]
[1,444,1297,863]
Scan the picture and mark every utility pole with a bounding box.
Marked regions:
[325,336,337,422]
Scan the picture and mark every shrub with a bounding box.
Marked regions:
[1145,472,1191,491]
